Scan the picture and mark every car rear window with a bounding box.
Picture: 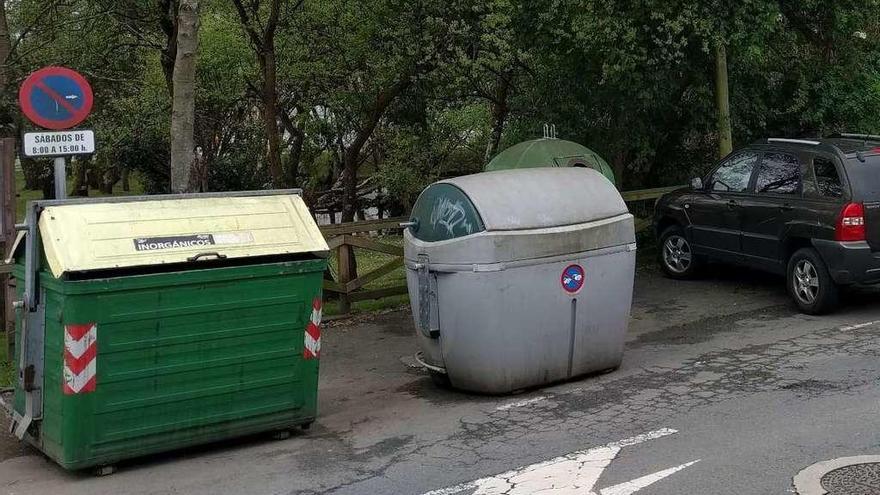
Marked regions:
[844,154,880,201]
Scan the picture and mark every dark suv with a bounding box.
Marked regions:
[654,134,880,314]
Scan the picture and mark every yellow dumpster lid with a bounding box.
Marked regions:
[38,192,329,277]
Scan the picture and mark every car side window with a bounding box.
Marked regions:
[756,153,800,195]
[710,152,759,192]
[813,157,843,198]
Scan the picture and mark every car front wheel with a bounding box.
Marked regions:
[658,226,701,279]
[787,248,839,315]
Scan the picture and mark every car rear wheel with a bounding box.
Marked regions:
[659,226,701,279]
[787,248,839,314]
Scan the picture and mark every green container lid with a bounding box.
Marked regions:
[486,138,616,186]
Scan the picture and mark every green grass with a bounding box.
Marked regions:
[0,338,12,388]
[15,168,145,221]
[323,294,411,317]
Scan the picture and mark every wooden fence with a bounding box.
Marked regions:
[1,138,16,360]
[321,184,683,314]
[320,217,410,314]
[0,183,683,322]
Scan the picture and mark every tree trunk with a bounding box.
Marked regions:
[231,0,287,189]
[714,43,733,158]
[279,110,304,187]
[21,160,44,190]
[611,151,628,189]
[340,159,358,223]
[261,48,284,188]
[484,80,510,164]
[71,157,89,197]
[158,0,179,96]
[169,0,200,193]
[102,166,120,194]
[286,131,303,187]
[0,0,12,138]
[340,79,410,222]
[121,168,130,192]
[41,174,54,200]
[188,147,208,192]
[0,0,10,91]
[87,163,102,190]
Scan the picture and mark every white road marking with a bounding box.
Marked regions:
[602,428,678,449]
[419,428,697,495]
[840,320,880,331]
[600,460,701,495]
[495,396,549,411]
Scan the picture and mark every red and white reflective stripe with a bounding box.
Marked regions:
[303,299,322,359]
[63,323,97,395]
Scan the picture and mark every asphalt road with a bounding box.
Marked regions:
[2,264,880,494]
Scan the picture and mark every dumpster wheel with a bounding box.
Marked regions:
[93,465,117,477]
[429,371,451,388]
[415,352,450,388]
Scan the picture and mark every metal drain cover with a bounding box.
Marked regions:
[821,463,880,494]
[794,456,880,495]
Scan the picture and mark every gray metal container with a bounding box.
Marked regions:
[404,168,636,394]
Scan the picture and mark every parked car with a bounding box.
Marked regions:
[653,134,880,314]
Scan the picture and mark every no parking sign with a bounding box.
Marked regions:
[561,264,585,295]
[18,66,96,198]
[18,66,93,130]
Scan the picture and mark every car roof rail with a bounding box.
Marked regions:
[836,133,880,141]
[767,138,821,146]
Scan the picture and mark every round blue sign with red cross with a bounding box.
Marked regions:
[561,264,585,294]
[18,67,94,130]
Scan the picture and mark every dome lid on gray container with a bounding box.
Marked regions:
[408,168,626,242]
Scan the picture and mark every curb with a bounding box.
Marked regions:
[793,455,880,495]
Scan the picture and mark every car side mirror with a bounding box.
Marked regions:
[691,177,704,190]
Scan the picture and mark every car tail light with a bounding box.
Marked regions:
[836,202,866,241]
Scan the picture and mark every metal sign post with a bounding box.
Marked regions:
[54,157,66,199]
[10,67,96,438]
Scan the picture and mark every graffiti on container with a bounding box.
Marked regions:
[431,196,474,236]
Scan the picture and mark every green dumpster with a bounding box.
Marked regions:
[486,137,617,186]
[7,190,328,471]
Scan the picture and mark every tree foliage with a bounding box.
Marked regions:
[0,0,878,203]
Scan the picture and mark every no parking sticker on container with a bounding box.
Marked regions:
[561,264,585,295]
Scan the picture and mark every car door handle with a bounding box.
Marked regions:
[726,200,739,209]
[779,204,794,212]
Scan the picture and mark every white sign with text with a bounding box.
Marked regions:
[23,130,95,157]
